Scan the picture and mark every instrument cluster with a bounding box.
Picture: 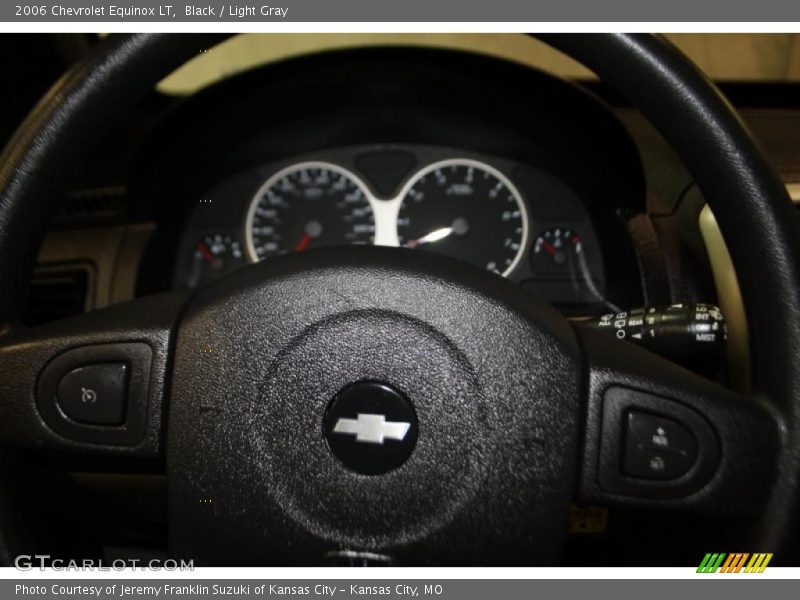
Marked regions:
[174,145,608,310]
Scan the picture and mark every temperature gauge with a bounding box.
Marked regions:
[531,228,582,275]
[530,227,618,311]
[187,234,246,288]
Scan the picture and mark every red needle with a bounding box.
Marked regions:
[196,243,214,262]
[294,234,311,252]
[540,240,557,256]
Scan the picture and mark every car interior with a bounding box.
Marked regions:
[0,33,798,566]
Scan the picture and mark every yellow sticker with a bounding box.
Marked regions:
[568,504,608,534]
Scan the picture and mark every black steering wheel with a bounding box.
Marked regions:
[0,34,798,565]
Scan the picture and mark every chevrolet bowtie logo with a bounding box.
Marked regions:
[333,413,411,444]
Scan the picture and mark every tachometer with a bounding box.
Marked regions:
[397,159,529,276]
[245,162,375,261]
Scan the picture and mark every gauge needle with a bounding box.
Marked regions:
[405,227,453,249]
[294,234,311,252]
[539,240,558,256]
[196,242,214,262]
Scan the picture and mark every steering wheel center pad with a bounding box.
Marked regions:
[168,246,580,564]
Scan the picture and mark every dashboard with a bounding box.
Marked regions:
[119,47,648,317]
[174,144,608,310]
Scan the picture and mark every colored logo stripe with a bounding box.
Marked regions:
[745,553,773,573]
[697,553,773,573]
[697,553,726,573]
[720,553,749,573]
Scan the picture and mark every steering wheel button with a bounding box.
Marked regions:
[622,410,698,480]
[56,363,129,426]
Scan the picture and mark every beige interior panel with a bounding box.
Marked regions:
[157,33,800,95]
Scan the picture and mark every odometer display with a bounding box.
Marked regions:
[245,162,375,261]
[397,159,529,276]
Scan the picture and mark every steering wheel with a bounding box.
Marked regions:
[1,34,798,566]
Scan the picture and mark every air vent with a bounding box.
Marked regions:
[54,186,128,227]
[23,264,93,327]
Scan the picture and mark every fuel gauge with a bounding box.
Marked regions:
[187,234,246,288]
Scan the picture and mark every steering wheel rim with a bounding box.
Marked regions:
[539,35,800,557]
[0,33,797,564]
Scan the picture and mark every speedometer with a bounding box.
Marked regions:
[245,162,375,262]
[397,159,529,276]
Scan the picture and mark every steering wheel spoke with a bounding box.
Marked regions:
[574,324,781,515]
[0,291,188,460]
